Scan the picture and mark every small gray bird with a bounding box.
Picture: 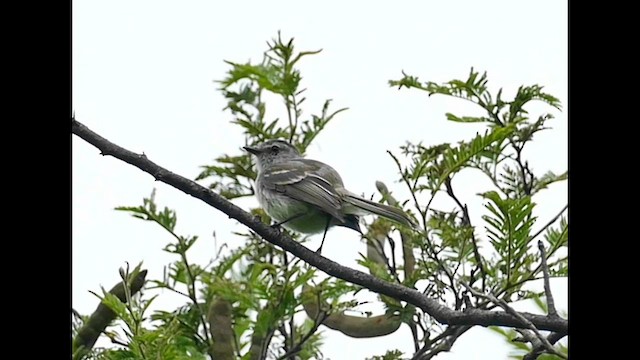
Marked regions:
[244,139,417,253]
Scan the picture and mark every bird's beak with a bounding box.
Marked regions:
[243,146,261,155]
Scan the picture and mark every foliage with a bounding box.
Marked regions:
[366,349,404,360]
[73,34,567,359]
[195,32,347,200]
[387,68,567,304]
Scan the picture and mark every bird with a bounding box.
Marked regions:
[244,139,417,253]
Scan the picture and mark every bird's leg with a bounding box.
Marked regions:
[271,213,306,229]
[315,217,332,254]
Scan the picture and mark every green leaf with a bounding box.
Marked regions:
[388,70,423,89]
[445,113,492,123]
[429,125,515,193]
[365,349,404,360]
[544,216,568,254]
[100,291,132,325]
[533,170,568,193]
[481,191,537,283]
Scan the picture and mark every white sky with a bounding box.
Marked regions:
[72,1,568,359]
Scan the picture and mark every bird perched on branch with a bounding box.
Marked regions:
[244,139,417,253]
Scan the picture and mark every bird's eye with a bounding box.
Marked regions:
[271,145,279,153]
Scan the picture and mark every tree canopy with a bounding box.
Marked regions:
[72,34,567,360]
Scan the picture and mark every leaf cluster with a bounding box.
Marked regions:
[377,68,568,356]
[196,31,347,200]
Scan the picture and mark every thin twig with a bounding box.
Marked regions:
[364,233,402,284]
[387,235,399,276]
[417,233,460,308]
[278,325,290,357]
[286,95,295,143]
[276,309,329,360]
[421,328,470,360]
[147,283,190,299]
[514,145,531,195]
[387,151,427,227]
[444,177,487,291]
[409,322,420,353]
[106,334,130,347]
[411,325,472,360]
[163,228,212,345]
[537,240,558,318]
[529,204,568,242]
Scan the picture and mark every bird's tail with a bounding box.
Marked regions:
[343,194,418,230]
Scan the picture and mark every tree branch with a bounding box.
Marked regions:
[523,331,567,360]
[537,240,558,318]
[411,325,472,360]
[461,283,566,359]
[71,118,568,333]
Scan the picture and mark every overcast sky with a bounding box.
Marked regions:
[72,1,568,358]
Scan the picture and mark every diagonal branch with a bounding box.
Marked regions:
[411,325,472,360]
[523,331,567,360]
[529,204,568,243]
[71,118,568,333]
[461,283,566,359]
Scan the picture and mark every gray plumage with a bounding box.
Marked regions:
[244,140,417,249]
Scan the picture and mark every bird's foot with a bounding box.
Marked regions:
[270,222,284,233]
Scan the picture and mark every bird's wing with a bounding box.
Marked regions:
[261,160,345,221]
